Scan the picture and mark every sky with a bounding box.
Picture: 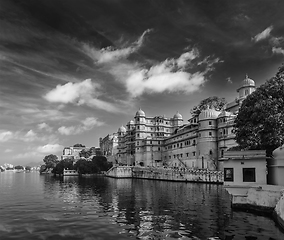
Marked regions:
[1,0,284,165]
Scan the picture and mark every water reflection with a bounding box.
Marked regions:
[0,172,283,239]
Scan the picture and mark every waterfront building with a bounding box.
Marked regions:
[99,133,118,163]
[102,75,256,170]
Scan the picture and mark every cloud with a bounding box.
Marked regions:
[38,123,53,132]
[123,50,220,97]
[4,149,12,153]
[58,117,104,135]
[82,29,152,63]
[23,130,38,142]
[37,144,63,154]
[226,77,233,84]
[0,131,13,142]
[272,47,284,55]
[253,26,273,42]
[44,79,118,112]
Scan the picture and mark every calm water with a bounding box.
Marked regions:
[0,172,283,240]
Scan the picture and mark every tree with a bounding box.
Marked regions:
[234,65,284,156]
[74,159,98,174]
[43,154,59,168]
[25,166,31,171]
[92,156,113,172]
[79,148,93,159]
[73,143,85,147]
[52,158,74,175]
[14,165,24,170]
[190,96,227,117]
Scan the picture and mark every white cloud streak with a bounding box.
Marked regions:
[38,123,53,132]
[272,47,284,55]
[253,26,273,42]
[0,131,13,142]
[37,144,63,154]
[123,49,220,97]
[44,79,118,112]
[58,117,104,135]
[82,29,152,63]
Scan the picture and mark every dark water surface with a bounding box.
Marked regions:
[0,172,283,240]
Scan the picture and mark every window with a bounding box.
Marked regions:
[186,153,189,157]
[221,149,224,158]
[245,89,249,95]
[193,151,196,156]
[243,168,256,182]
[209,131,212,136]
[209,150,213,155]
[224,168,234,182]
[193,140,196,146]
[209,121,212,126]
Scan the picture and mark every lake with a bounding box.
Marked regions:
[0,171,283,239]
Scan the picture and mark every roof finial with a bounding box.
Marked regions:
[246,73,249,79]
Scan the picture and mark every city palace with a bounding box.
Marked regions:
[100,75,256,171]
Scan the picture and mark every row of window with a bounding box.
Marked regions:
[167,152,196,159]
[166,139,196,150]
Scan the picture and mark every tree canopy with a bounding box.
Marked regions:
[43,154,59,168]
[52,158,74,175]
[190,96,227,117]
[73,143,85,147]
[234,65,284,156]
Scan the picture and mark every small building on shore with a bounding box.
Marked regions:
[221,150,267,186]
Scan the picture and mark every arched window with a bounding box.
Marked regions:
[209,150,213,155]
[245,89,249,95]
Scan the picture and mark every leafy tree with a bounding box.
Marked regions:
[52,158,74,175]
[73,143,85,147]
[92,156,113,172]
[14,165,24,170]
[25,166,31,171]
[190,96,227,117]
[43,154,59,168]
[74,159,98,174]
[40,164,47,173]
[79,148,93,159]
[234,65,284,156]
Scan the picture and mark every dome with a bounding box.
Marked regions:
[129,120,134,125]
[173,111,183,120]
[272,145,284,160]
[242,74,255,87]
[135,108,145,117]
[217,110,235,118]
[118,126,126,133]
[199,108,221,121]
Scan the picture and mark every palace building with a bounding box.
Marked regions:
[101,75,256,170]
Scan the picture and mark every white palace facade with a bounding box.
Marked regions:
[101,76,256,170]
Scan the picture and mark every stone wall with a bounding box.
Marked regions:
[225,185,284,231]
[106,166,223,183]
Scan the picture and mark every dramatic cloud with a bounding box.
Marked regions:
[123,50,220,97]
[58,117,104,135]
[82,29,152,63]
[0,131,13,142]
[44,79,118,112]
[272,47,284,55]
[37,144,63,154]
[38,123,53,132]
[24,130,37,142]
[253,26,273,42]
